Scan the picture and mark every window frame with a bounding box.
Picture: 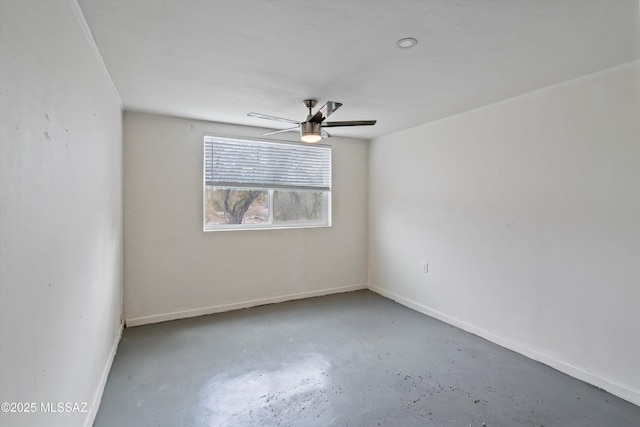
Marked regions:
[203,134,332,232]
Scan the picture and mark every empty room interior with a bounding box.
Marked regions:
[1,1,639,426]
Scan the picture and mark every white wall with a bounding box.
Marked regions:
[369,62,640,405]
[0,1,123,427]
[123,112,368,325]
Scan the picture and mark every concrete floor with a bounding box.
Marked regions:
[94,290,640,426]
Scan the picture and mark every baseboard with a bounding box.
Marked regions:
[125,283,368,327]
[84,320,124,427]
[368,285,640,407]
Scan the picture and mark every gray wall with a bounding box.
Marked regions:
[369,62,640,405]
[123,112,368,325]
[0,1,124,426]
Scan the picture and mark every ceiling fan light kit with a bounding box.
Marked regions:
[300,122,322,143]
[248,100,376,143]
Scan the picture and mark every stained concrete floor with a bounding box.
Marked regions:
[94,290,640,426]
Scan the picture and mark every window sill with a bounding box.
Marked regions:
[203,223,331,232]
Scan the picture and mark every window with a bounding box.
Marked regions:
[204,135,331,230]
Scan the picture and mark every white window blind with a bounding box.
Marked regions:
[204,136,331,191]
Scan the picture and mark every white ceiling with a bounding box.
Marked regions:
[78,0,639,140]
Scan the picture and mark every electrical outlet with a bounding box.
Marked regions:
[422,261,429,274]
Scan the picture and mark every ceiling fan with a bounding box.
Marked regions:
[248,100,377,143]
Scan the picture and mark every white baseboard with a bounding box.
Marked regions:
[84,320,124,427]
[125,283,368,327]
[368,285,640,407]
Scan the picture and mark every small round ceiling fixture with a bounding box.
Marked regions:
[396,37,418,49]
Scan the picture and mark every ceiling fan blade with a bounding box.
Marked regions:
[321,120,377,127]
[309,101,343,123]
[321,128,331,138]
[261,126,300,136]
[248,112,300,125]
